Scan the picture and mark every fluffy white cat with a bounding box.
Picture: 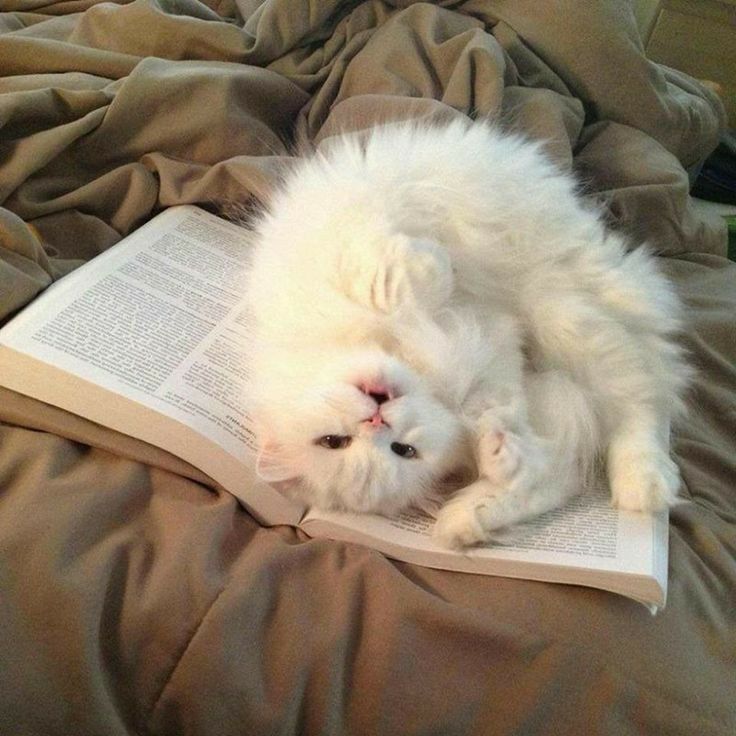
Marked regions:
[242,120,690,548]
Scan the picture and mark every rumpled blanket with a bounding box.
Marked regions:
[1,2,735,735]
[0,0,728,323]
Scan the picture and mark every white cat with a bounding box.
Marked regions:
[242,119,690,548]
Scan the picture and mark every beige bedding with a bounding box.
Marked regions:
[1,2,735,734]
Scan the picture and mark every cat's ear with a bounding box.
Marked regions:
[256,441,301,483]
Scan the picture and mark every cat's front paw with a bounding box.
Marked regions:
[433,476,521,548]
[478,428,521,485]
[433,497,491,549]
[476,413,547,489]
[609,449,681,511]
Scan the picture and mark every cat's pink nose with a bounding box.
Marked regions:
[359,381,392,404]
[367,411,388,428]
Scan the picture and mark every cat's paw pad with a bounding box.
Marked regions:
[610,452,681,511]
[478,429,521,485]
[476,416,546,489]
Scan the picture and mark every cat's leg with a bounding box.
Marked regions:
[433,477,577,548]
[433,405,555,547]
[432,322,559,547]
[526,293,684,512]
[433,429,569,548]
[607,413,681,510]
[339,234,454,314]
[607,332,687,510]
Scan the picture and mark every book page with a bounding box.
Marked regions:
[302,487,667,608]
[0,205,303,526]
[0,203,667,606]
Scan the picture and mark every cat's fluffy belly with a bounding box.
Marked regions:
[242,119,690,547]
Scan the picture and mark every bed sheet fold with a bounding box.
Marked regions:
[0,0,727,322]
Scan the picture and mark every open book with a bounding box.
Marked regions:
[0,205,669,611]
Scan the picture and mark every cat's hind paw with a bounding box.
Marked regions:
[610,450,681,511]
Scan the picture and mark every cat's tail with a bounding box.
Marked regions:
[525,369,601,501]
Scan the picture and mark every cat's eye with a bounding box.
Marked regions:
[317,435,352,450]
[391,442,418,459]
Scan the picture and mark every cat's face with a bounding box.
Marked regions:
[254,350,466,515]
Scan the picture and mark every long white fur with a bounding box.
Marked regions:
[242,119,690,548]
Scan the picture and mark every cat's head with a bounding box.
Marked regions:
[252,349,467,515]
